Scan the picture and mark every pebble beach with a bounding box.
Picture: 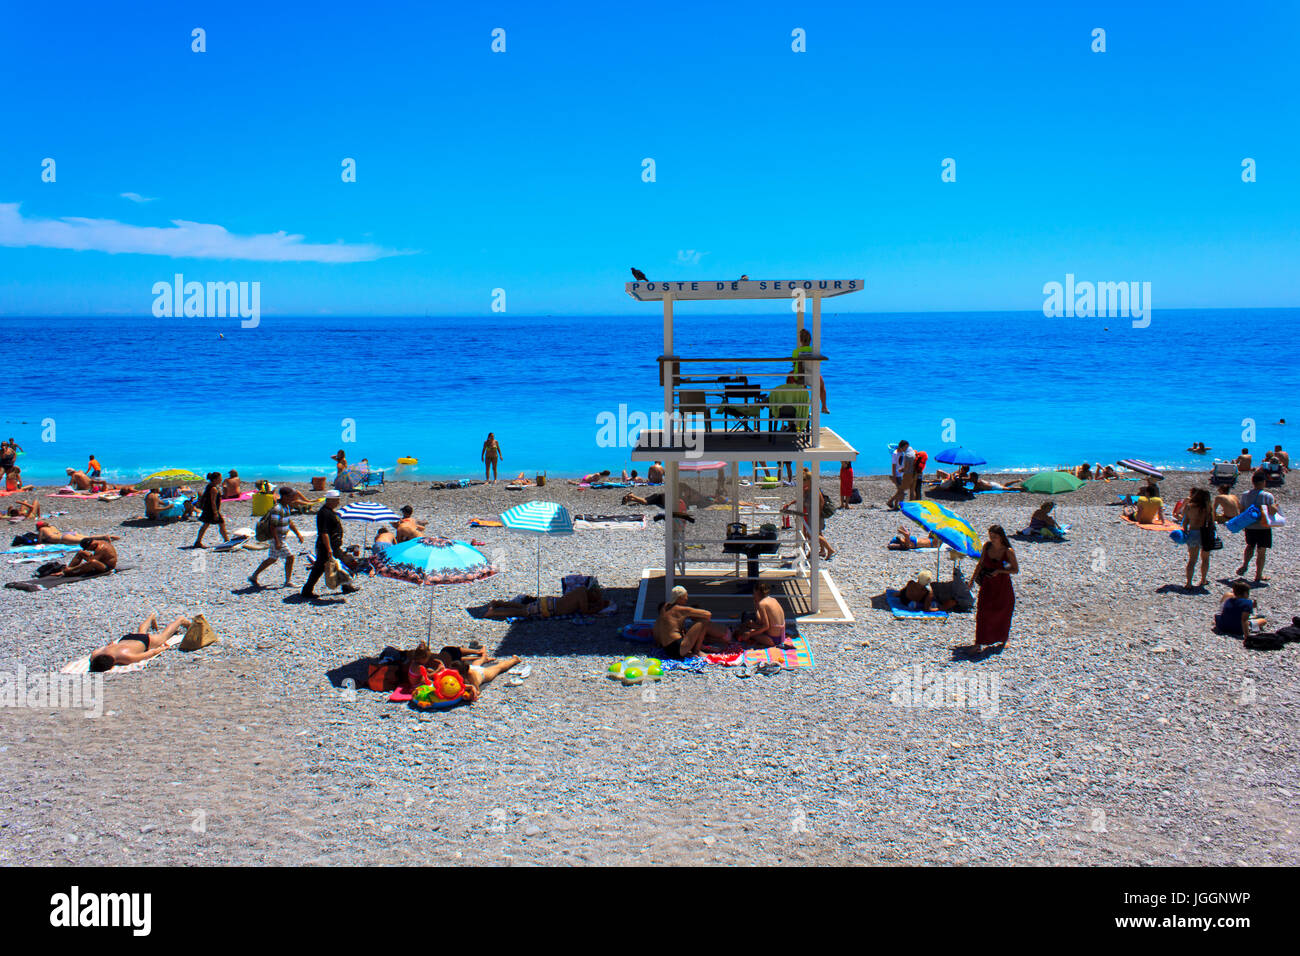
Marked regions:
[1,472,1296,866]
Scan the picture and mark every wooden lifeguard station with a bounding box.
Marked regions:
[626,278,862,624]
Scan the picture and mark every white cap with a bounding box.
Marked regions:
[325,490,341,499]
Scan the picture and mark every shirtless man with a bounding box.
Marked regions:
[652,586,729,658]
[35,522,120,546]
[483,585,610,619]
[53,537,118,576]
[1212,489,1241,524]
[396,506,427,542]
[647,461,665,484]
[898,571,938,611]
[88,613,190,673]
[222,469,242,498]
[1273,445,1290,471]
[734,582,786,648]
[1236,448,1252,473]
[374,525,397,546]
[65,468,106,492]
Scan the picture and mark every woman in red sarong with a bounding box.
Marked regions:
[968,524,1018,650]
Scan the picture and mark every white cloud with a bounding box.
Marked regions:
[120,192,157,203]
[0,203,410,263]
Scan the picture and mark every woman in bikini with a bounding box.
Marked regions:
[481,433,503,483]
[88,613,191,672]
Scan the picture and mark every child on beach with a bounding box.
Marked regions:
[1214,582,1265,636]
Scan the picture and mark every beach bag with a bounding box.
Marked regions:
[255,511,274,541]
[820,494,836,521]
[367,661,402,691]
[35,561,64,577]
[849,489,862,504]
[180,614,218,651]
[11,532,39,547]
[324,558,342,589]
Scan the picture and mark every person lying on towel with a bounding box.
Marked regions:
[407,642,522,701]
[36,522,120,546]
[89,613,190,672]
[483,584,610,619]
[890,525,938,550]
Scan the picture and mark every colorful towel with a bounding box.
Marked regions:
[60,635,182,676]
[886,588,949,619]
[655,634,814,670]
[469,518,504,527]
[220,491,256,501]
[1121,514,1181,531]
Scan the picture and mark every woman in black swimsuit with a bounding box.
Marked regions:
[88,613,191,672]
[193,473,228,548]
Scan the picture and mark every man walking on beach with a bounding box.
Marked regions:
[1236,470,1279,583]
[888,440,914,510]
[249,486,304,588]
[300,490,359,599]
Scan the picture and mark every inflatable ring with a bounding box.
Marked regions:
[607,656,664,685]
[397,457,418,466]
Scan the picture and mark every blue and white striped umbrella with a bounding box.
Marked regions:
[337,501,401,523]
[501,501,574,535]
[500,501,573,593]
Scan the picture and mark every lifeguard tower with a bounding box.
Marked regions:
[627,278,862,624]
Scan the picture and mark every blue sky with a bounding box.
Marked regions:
[1,0,1297,316]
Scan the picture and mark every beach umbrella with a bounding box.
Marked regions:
[1117,458,1163,480]
[934,446,987,467]
[371,536,498,586]
[1021,471,1084,494]
[372,535,498,643]
[136,468,204,490]
[901,499,982,579]
[501,501,574,594]
[679,460,726,472]
[337,501,401,524]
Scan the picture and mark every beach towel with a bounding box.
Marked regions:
[220,491,256,502]
[972,487,1021,495]
[469,518,504,527]
[657,634,815,670]
[588,481,632,489]
[1121,514,1181,531]
[48,491,106,499]
[885,588,949,619]
[60,634,182,676]
[3,543,81,555]
[5,564,137,591]
[574,514,648,530]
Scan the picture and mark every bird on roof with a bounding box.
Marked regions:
[630,267,648,282]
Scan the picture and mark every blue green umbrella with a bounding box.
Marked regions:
[502,501,573,593]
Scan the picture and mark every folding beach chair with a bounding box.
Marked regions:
[1210,461,1237,488]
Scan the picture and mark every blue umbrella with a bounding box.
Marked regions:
[371,535,498,586]
[501,501,574,593]
[935,446,987,467]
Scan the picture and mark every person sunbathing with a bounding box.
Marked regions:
[898,571,938,611]
[932,465,971,484]
[6,500,40,520]
[396,506,427,542]
[506,472,533,485]
[222,469,242,498]
[968,472,1023,492]
[569,470,612,485]
[64,468,107,492]
[36,522,119,545]
[88,613,190,672]
[483,584,610,619]
[733,582,786,648]
[1071,462,1093,479]
[889,525,938,550]
[623,490,665,507]
[278,486,314,509]
[374,525,397,546]
[1132,484,1165,524]
[406,642,522,701]
[145,489,195,520]
[930,566,975,612]
[653,587,730,657]
[52,537,118,576]
[1096,464,1119,479]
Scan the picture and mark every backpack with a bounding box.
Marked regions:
[35,561,64,577]
[11,532,39,547]
[849,488,863,504]
[255,510,275,541]
[914,450,928,474]
[820,493,836,521]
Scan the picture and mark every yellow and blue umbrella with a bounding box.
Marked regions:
[900,499,982,559]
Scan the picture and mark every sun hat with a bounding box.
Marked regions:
[325,489,341,499]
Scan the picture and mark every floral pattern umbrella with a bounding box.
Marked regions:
[371,536,498,585]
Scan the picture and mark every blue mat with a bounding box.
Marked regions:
[4,543,80,555]
[886,588,949,619]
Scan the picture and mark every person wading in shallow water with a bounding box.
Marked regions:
[482,432,503,483]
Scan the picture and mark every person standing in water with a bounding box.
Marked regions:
[482,432,502,483]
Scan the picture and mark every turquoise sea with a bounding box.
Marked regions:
[2,309,1295,484]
